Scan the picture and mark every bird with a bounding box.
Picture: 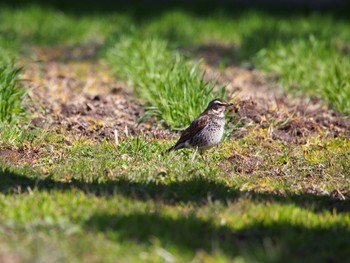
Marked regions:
[166,98,233,159]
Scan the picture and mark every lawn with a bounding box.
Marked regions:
[0,1,349,262]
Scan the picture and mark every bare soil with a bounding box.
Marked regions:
[22,46,175,142]
[20,44,350,148]
[1,44,348,197]
[197,43,350,143]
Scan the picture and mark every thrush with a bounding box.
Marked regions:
[166,99,232,157]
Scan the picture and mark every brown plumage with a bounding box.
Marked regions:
[166,98,232,153]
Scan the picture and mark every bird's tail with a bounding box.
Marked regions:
[164,145,176,154]
[163,143,186,155]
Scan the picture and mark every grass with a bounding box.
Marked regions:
[0,5,127,47]
[0,2,350,262]
[0,65,26,124]
[1,4,349,114]
[1,190,349,262]
[1,131,349,262]
[252,35,350,114]
[104,7,350,115]
[0,64,28,145]
[107,37,225,129]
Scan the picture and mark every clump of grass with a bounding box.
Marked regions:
[0,64,27,144]
[254,36,350,114]
[0,65,26,124]
[106,37,225,130]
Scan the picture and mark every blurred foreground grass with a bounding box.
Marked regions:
[1,131,349,262]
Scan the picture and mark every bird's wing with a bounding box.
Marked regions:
[175,114,210,146]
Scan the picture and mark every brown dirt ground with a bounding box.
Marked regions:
[196,43,350,143]
[22,46,175,142]
[17,44,350,147]
[1,44,349,198]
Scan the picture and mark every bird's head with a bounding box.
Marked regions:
[205,98,233,116]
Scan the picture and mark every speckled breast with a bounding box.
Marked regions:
[190,117,226,150]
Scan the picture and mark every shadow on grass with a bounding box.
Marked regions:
[2,0,350,15]
[189,25,348,69]
[1,0,349,66]
[85,211,350,262]
[237,26,346,62]
[1,168,349,214]
[1,167,349,261]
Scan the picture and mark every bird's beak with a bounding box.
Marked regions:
[227,103,234,107]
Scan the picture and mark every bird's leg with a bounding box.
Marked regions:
[199,150,207,162]
[191,146,198,162]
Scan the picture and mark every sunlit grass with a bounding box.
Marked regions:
[0,3,350,262]
[0,64,28,145]
[1,132,350,262]
[254,36,350,114]
[1,4,349,114]
[106,37,225,130]
[0,65,26,124]
[0,5,130,47]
